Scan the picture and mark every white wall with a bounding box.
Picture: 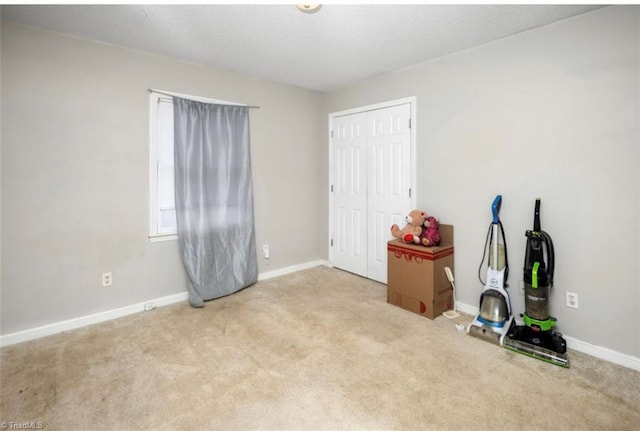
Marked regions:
[1,21,325,335]
[324,6,640,357]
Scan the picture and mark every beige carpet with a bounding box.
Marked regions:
[1,266,639,430]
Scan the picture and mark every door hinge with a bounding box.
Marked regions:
[330,130,334,138]
[409,188,412,198]
[331,184,334,192]
[409,119,412,129]
[330,238,334,247]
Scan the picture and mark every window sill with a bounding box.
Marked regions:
[149,234,178,243]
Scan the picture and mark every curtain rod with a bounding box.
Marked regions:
[149,89,259,109]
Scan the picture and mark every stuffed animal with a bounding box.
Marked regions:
[420,215,441,247]
[391,210,427,244]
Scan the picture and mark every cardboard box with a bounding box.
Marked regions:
[387,224,454,319]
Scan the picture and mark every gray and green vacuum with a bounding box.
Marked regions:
[505,198,569,368]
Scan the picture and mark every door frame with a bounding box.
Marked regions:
[328,97,417,272]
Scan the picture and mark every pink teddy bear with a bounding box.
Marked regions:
[420,216,441,247]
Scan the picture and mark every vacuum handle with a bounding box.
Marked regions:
[492,195,502,224]
[533,198,541,232]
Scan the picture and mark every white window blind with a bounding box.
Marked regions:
[149,92,177,239]
[156,99,177,235]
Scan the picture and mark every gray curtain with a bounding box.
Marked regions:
[173,97,258,308]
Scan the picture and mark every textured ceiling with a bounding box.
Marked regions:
[2,4,604,92]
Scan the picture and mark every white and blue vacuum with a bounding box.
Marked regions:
[467,195,514,346]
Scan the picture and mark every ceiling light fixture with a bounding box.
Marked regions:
[296,4,322,14]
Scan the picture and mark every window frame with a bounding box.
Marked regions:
[148,89,246,242]
[149,91,177,241]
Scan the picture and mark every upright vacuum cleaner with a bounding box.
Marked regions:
[505,198,569,367]
[467,195,514,346]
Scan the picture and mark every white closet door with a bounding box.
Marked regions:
[366,104,412,283]
[331,112,368,277]
[330,103,412,283]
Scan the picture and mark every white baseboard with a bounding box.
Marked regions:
[0,292,189,348]
[0,260,332,348]
[258,259,332,281]
[455,300,480,317]
[455,300,640,372]
[563,335,640,372]
[2,268,638,372]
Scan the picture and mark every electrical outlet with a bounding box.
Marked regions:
[566,292,579,309]
[144,302,156,312]
[102,272,112,287]
[263,244,270,259]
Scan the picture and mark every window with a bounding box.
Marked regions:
[149,90,246,240]
[149,91,177,239]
